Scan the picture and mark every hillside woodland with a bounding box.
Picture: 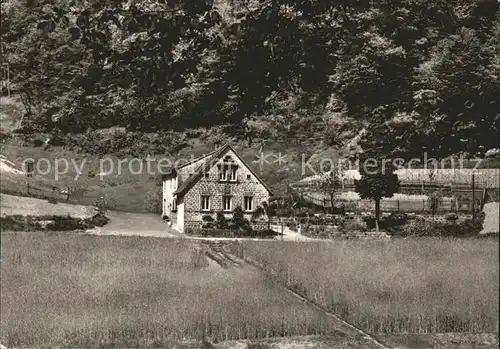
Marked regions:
[1,0,499,161]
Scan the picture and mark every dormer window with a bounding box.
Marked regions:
[230,166,238,181]
[219,165,228,181]
[218,155,238,182]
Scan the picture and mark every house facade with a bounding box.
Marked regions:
[162,143,272,233]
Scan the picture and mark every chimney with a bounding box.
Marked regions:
[214,141,221,150]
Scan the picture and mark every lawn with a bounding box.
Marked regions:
[233,238,499,334]
[0,232,339,348]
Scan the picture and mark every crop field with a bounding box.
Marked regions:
[0,232,340,348]
[1,232,498,348]
[233,238,499,334]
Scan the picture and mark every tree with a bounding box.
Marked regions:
[428,191,443,218]
[215,211,228,229]
[2,0,222,133]
[315,165,344,213]
[252,201,275,231]
[144,190,162,215]
[2,0,499,162]
[93,194,116,215]
[355,170,400,230]
[66,180,88,202]
[231,205,251,233]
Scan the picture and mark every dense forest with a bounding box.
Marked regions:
[2,0,499,160]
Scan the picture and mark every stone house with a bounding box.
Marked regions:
[162,143,273,233]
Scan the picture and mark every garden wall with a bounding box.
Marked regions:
[298,224,390,239]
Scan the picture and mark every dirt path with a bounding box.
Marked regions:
[481,202,499,235]
[89,210,181,238]
[201,242,499,349]
[270,224,315,241]
[201,241,389,349]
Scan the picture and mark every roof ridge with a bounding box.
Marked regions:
[178,148,219,169]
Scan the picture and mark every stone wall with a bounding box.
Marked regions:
[299,224,390,239]
[250,221,268,231]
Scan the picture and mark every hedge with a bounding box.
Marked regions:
[0,213,110,232]
[186,228,280,239]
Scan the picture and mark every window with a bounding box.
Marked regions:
[230,166,238,181]
[219,165,228,181]
[201,195,210,211]
[172,198,177,212]
[244,196,253,212]
[247,174,251,180]
[204,172,210,179]
[223,196,232,212]
[219,156,237,182]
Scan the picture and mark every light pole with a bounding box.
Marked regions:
[471,171,482,225]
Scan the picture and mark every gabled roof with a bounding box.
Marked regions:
[160,151,218,179]
[178,149,219,169]
[174,143,273,197]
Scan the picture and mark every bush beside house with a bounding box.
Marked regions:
[188,206,279,238]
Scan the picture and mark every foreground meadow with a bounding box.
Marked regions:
[0,232,339,348]
[234,238,499,334]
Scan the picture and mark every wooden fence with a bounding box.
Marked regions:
[302,193,480,214]
[293,169,500,189]
[1,182,68,202]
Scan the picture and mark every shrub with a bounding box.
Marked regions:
[144,191,162,214]
[202,215,216,229]
[216,211,228,229]
[294,207,316,217]
[89,213,109,227]
[340,220,367,233]
[47,198,58,204]
[46,216,90,231]
[275,207,293,217]
[286,222,298,231]
[191,227,279,238]
[388,213,486,238]
[446,213,459,222]
[0,128,12,143]
[307,216,322,225]
[257,229,280,238]
[0,215,28,231]
[232,206,251,232]
[93,195,116,214]
[202,222,216,229]
[364,214,407,230]
[202,215,214,222]
[428,191,443,216]
[47,133,66,146]
[33,138,44,147]
[199,229,234,238]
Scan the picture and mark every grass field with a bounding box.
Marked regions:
[1,233,499,348]
[0,233,341,348]
[0,193,97,219]
[233,238,499,334]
